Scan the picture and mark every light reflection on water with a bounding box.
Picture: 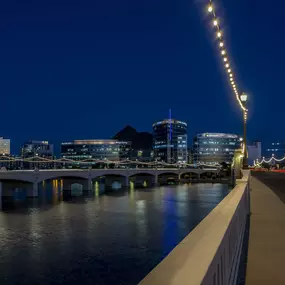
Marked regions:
[0,182,230,285]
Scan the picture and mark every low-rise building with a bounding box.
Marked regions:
[61,139,131,168]
[193,133,241,165]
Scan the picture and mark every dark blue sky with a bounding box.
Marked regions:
[0,0,283,153]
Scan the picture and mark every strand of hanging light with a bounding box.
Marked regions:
[206,1,248,114]
[254,155,285,167]
[0,155,221,168]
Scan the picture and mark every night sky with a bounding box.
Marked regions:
[0,0,283,154]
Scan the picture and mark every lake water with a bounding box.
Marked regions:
[0,183,230,285]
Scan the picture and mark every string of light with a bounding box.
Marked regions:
[206,1,248,113]
[254,155,285,167]
[0,155,221,168]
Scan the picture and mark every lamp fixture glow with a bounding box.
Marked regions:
[221,50,226,55]
[208,5,213,13]
[217,31,222,38]
[240,93,248,102]
[225,63,229,68]
[227,69,231,73]
[223,57,228,62]
[219,42,224,47]
[213,19,218,26]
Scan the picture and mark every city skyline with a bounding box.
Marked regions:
[2,121,244,155]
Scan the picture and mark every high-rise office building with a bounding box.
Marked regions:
[0,137,10,155]
[153,119,188,163]
[193,133,241,165]
[61,139,131,165]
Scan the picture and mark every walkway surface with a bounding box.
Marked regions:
[246,172,285,285]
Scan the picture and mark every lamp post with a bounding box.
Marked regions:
[240,93,248,169]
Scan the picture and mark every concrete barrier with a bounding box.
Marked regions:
[139,171,250,285]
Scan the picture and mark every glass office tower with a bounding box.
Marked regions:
[153,119,188,163]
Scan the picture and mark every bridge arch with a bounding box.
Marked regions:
[129,172,156,188]
[37,173,89,183]
[90,172,128,180]
[129,172,155,178]
[0,178,35,184]
[180,170,201,176]
[157,172,179,177]
[91,173,129,190]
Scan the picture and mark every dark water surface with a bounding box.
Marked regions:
[0,183,230,285]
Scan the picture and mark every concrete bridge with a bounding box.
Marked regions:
[0,168,220,197]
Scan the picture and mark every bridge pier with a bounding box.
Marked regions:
[32,182,38,197]
[88,177,92,191]
[124,176,129,189]
[26,182,38,198]
[154,175,159,186]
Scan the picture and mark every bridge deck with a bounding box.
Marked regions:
[246,173,285,285]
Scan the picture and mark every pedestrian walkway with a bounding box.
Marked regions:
[246,176,285,285]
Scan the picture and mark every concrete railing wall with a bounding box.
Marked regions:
[139,170,250,285]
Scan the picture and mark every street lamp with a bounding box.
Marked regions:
[240,93,248,169]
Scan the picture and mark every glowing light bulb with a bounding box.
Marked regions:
[225,63,229,68]
[229,73,233,77]
[223,57,228,62]
[228,69,231,73]
[221,50,226,55]
[217,31,222,38]
[208,5,213,13]
[213,20,218,26]
[219,42,224,47]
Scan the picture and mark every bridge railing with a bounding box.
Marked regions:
[139,170,250,285]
